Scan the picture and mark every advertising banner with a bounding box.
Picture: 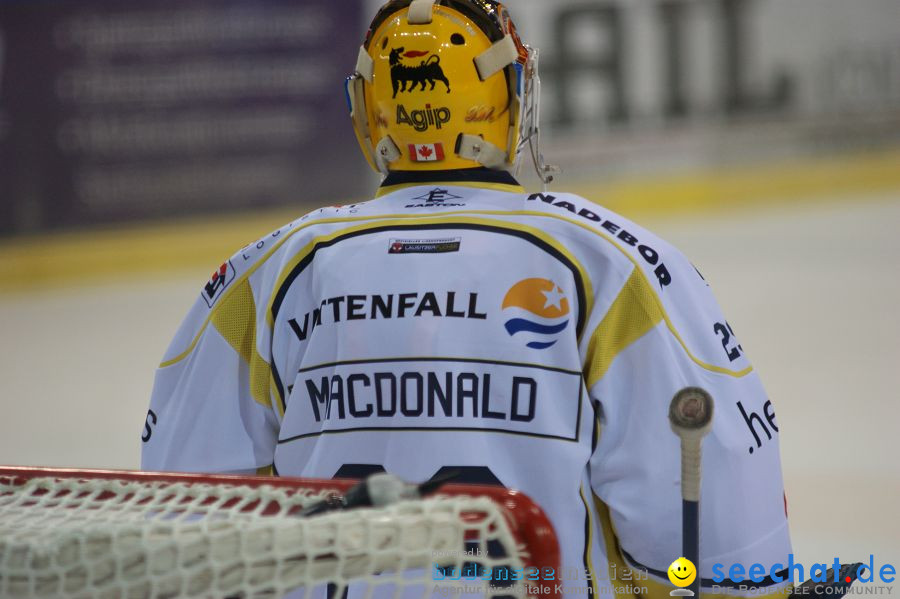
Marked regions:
[0,0,367,235]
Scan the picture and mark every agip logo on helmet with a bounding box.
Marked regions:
[347,0,541,174]
[502,278,570,350]
[388,47,451,97]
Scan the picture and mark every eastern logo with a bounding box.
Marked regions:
[202,260,235,307]
[389,47,451,98]
[397,104,452,132]
[405,188,465,208]
[501,278,570,350]
[409,143,445,162]
[413,188,461,202]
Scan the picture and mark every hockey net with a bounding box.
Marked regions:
[0,468,559,599]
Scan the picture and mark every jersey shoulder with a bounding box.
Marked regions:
[521,189,688,289]
[160,201,381,364]
[523,189,752,375]
[199,200,385,312]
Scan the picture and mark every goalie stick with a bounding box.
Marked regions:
[669,387,715,598]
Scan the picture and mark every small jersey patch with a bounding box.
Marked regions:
[202,260,236,307]
[388,238,461,254]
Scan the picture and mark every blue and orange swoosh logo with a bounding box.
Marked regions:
[502,278,570,350]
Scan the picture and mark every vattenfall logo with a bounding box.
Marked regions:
[502,278,570,350]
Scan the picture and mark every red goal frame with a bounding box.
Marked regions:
[0,466,561,597]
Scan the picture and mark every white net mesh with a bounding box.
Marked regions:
[0,473,542,599]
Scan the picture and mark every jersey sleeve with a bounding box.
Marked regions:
[583,244,792,597]
[141,256,280,474]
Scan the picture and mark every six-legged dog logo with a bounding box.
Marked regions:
[389,47,451,98]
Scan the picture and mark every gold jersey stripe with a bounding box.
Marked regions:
[210,280,273,410]
[583,269,665,388]
[161,278,273,410]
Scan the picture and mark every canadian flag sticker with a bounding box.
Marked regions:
[408,143,445,162]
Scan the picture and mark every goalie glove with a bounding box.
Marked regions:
[300,471,459,517]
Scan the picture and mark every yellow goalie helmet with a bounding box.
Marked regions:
[347,0,553,182]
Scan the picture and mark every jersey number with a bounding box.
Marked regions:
[333,464,503,486]
[714,322,743,362]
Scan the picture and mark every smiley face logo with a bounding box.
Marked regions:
[668,557,696,588]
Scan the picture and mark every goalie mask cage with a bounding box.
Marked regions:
[0,467,560,599]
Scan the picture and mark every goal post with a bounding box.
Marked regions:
[0,467,560,599]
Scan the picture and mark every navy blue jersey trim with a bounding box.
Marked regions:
[298,356,581,376]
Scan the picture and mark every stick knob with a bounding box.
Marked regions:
[669,387,714,502]
[669,387,714,440]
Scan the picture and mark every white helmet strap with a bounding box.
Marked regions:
[474,35,519,81]
[374,136,402,174]
[407,0,437,24]
[457,134,508,169]
[355,46,374,82]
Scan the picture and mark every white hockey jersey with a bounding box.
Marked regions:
[143,171,792,598]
